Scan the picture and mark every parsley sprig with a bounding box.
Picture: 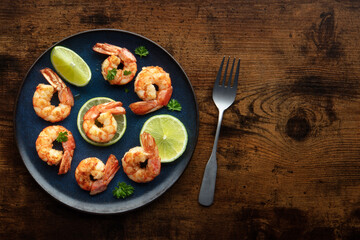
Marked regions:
[113,182,134,199]
[167,99,182,111]
[56,131,68,143]
[123,70,132,76]
[135,46,149,58]
[107,68,117,81]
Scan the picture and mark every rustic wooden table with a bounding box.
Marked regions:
[1,1,360,239]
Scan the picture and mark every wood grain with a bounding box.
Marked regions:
[1,0,360,239]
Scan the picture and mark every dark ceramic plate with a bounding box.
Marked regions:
[14,29,199,214]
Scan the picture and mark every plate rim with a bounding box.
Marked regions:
[13,28,199,214]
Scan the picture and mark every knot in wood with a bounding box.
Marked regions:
[285,109,311,141]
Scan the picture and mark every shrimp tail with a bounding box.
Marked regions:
[93,43,122,55]
[108,106,126,115]
[40,68,67,91]
[58,132,76,175]
[58,150,72,174]
[141,132,161,178]
[141,132,159,156]
[129,100,162,115]
[99,101,126,115]
[58,87,74,106]
[41,68,74,107]
[157,86,173,106]
[129,86,172,115]
[90,154,120,195]
[120,48,137,62]
[83,101,125,120]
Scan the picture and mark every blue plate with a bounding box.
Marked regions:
[14,29,199,214]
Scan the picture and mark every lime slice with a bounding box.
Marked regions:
[77,97,126,146]
[140,114,188,163]
[51,46,91,87]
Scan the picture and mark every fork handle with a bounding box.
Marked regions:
[198,110,224,206]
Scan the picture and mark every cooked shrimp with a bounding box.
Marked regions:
[83,101,126,143]
[93,43,137,85]
[122,132,161,183]
[129,66,173,115]
[33,68,74,122]
[75,154,120,195]
[36,125,76,175]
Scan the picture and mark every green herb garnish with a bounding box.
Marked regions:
[113,182,134,199]
[107,68,117,81]
[167,99,182,111]
[56,131,68,143]
[135,46,149,58]
[123,70,132,76]
[124,88,129,93]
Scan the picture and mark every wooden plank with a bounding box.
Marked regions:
[1,0,360,239]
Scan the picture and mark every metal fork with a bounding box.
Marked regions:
[198,56,240,206]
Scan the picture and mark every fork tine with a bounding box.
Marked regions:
[232,58,240,88]
[214,57,225,87]
[226,58,236,88]
[221,57,230,87]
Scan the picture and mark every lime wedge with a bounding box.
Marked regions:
[140,114,188,163]
[51,46,91,87]
[77,97,126,146]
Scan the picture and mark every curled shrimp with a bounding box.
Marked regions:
[83,101,126,143]
[33,68,74,122]
[75,154,120,195]
[121,132,161,183]
[129,66,173,115]
[36,125,76,175]
[93,43,137,85]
